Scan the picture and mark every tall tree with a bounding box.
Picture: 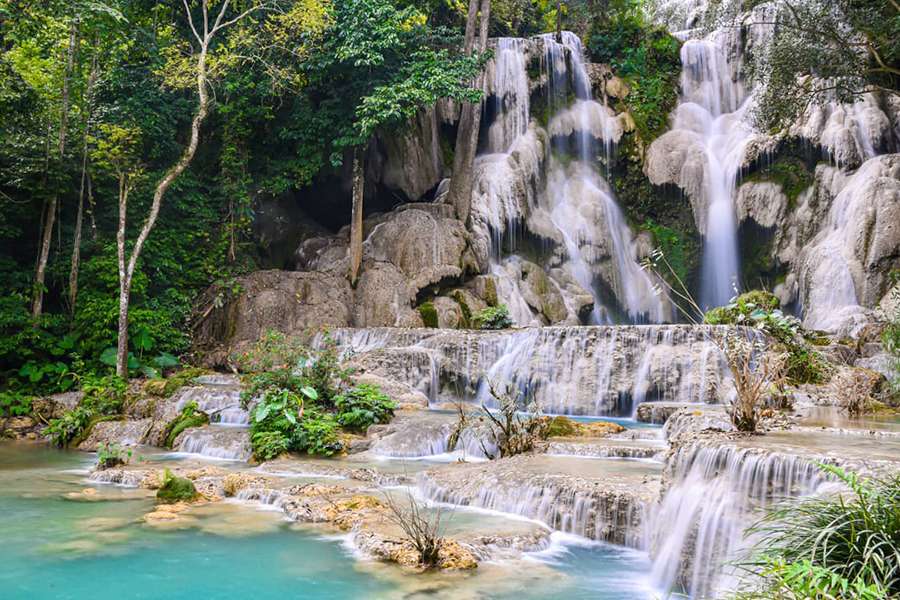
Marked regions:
[446,0,490,225]
[109,0,271,378]
[32,18,78,318]
[305,0,482,285]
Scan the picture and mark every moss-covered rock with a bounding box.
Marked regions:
[156,469,199,504]
[546,416,579,437]
[417,302,438,328]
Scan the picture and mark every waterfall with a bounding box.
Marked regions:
[470,33,668,324]
[674,37,753,309]
[541,33,668,323]
[487,38,531,153]
[649,443,835,597]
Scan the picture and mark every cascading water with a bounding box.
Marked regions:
[470,33,667,325]
[674,37,753,309]
[541,33,667,323]
[321,325,733,417]
[649,443,836,597]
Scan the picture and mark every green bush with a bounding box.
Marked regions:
[335,384,396,431]
[0,390,33,417]
[238,332,351,408]
[97,442,132,470]
[474,304,513,330]
[249,386,343,459]
[156,468,199,503]
[737,558,887,599]
[293,409,343,456]
[744,465,900,597]
[704,291,829,384]
[250,430,290,461]
[46,374,127,447]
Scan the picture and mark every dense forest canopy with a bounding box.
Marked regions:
[1,0,896,405]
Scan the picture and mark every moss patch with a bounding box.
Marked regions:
[156,469,199,503]
[744,157,813,209]
[418,302,439,328]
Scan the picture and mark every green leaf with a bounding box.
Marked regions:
[255,403,271,422]
[140,365,160,379]
[100,347,118,366]
[283,409,297,425]
[300,386,318,400]
[153,352,179,368]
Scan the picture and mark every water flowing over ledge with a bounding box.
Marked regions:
[318,325,737,416]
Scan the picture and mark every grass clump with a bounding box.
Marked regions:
[740,465,900,598]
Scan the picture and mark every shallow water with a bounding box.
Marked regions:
[0,442,659,599]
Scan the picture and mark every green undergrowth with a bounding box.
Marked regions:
[738,465,900,598]
[473,304,513,330]
[587,9,681,144]
[238,331,394,461]
[704,291,831,384]
[46,375,127,447]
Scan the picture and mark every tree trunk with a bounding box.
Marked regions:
[115,175,130,378]
[348,146,365,286]
[556,0,562,41]
[115,38,211,378]
[448,0,490,225]
[69,47,99,313]
[32,21,78,318]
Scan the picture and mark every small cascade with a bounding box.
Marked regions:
[649,443,835,597]
[174,425,252,461]
[175,380,249,426]
[322,325,734,416]
[417,468,650,548]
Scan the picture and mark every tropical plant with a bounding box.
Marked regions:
[473,304,514,330]
[742,465,900,597]
[96,442,132,470]
[335,384,396,431]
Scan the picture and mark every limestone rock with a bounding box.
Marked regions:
[798,154,900,333]
[735,181,787,229]
[194,270,353,363]
[77,419,152,451]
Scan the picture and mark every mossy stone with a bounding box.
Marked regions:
[156,471,199,504]
[418,302,439,328]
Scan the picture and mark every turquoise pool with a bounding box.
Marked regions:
[0,443,658,599]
